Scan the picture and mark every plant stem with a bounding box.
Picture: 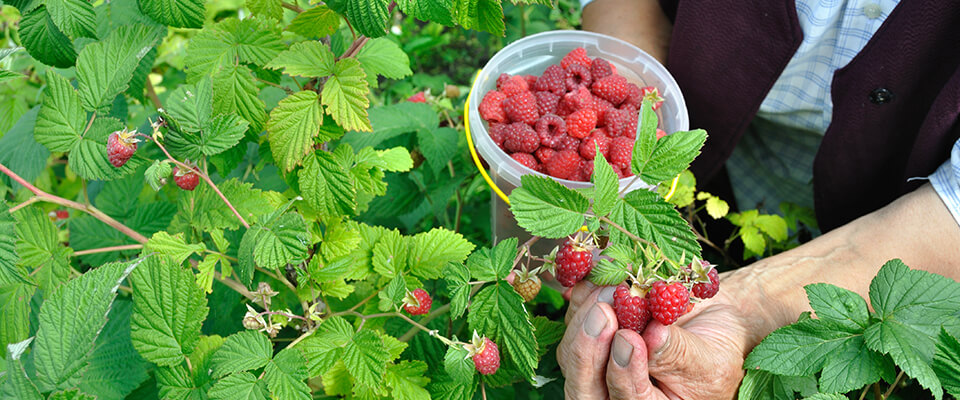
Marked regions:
[288,327,315,348]
[82,112,97,136]
[398,302,450,342]
[73,244,144,256]
[281,1,303,12]
[145,79,162,110]
[599,215,662,254]
[1,162,150,244]
[881,370,905,399]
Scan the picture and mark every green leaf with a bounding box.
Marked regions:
[145,160,172,191]
[185,17,285,81]
[138,0,205,28]
[345,0,389,37]
[45,0,96,39]
[213,64,268,133]
[738,370,818,400]
[744,318,862,376]
[341,102,436,149]
[268,91,325,171]
[76,24,164,113]
[409,228,475,279]
[443,262,471,318]
[209,372,269,400]
[161,79,213,134]
[46,389,97,400]
[508,175,589,238]
[632,128,707,184]
[586,259,630,286]
[591,154,619,217]
[377,147,415,171]
[532,316,565,356]
[703,195,730,219]
[386,361,431,400]
[3,338,42,400]
[357,38,412,80]
[416,127,458,174]
[466,237,517,281]
[803,394,848,400]
[454,0,505,36]
[444,345,475,384]
[322,58,372,132]
[130,256,210,367]
[319,219,361,260]
[33,259,139,392]
[18,6,78,68]
[300,151,357,217]
[0,282,34,347]
[755,215,788,242]
[372,229,407,278]
[145,231,205,265]
[0,201,17,283]
[396,0,453,25]
[174,178,274,232]
[299,323,350,378]
[608,190,701,261]
[740,225,765,256]
[818,335,893,394]
[35,71,85,152]
[263,347,311,400]
[252,212,309,270]
[934,328,960,398]
[155,364,210,399]
[265,41,335,79]
[287,5,341,38]
[14,206,69,292]
[805,283,869,331]
[468,283,538,384]
[246,0,282,20]
[343,330,389,390]
[78,300,150,399]
[211,331,273,378]
[378,273,407,311]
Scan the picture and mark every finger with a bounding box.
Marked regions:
[643,319,744,395]
[565,284,617,324]
[558,302,619,400]
[505,270,517,285]
[605,330,674,400]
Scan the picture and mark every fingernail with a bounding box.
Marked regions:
[583,281,596,289]
[583,305,608,337]
[612,334,633,367]
[597,286,617,304]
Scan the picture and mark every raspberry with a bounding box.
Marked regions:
[561,47,591,70]
[569,166,587,182]
[591,74,630,105]
[592,97,614,123]
[479,91,507,123]
[641,86,665,110]
[621,166,634,177]
[656,129,667,140]
[534,91,560,116]
[107,129,138,168]
[470,336,500,375]
[173,166,200,191]
[557,135,581,152]
[544,150,582,181]
[499,74,529,97]
[582,158,594,179]
[603,107,638,138]
[614,284,652,333]
[579,129,610,160]
[565,107,597,139]
[495,73,511,91]
[590,58,614,80]
[513,275,541,302]
[488,123,506,146]
[621,83,643,110]
[534,64,566,95]
[609,137,635,169]
[554,238,594,287]
[503,91,539,125]
[406,91,427,103]
[646,281,690,325]
[502,122,539,153]
[535,114,566,148]
[511,153,540,171]
[402,288,432,315]
[523,75,538,87]
[560,86,594,112]
[615,166,630,179]
[564,63,593,91]
[534,147,556,164]
[691,265,720,299]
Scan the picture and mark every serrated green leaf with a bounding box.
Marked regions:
[145,160,172,191]
[320,219,361,260]
[265,41,335,79]
[0,282,34,348]
[443,345,475,383]
[246,0,282,20]
[76,24,163,113]
[818,335,892,394]
[532,316,565,356]
[46,389,97,400]
[416,126,458,174]
[68,117,146,181]
[372,229,407,278]
[268,91,325,171]
[454,0,504,36]
[803,394,848,400]
[45,0,96,39]
[264,347,311,400]
[3,338,42,400]
[33,259,140,392]
[194,254,217,294]
[300,151,357,217]
[252,212,309,271]
[934,328,960,398]
[237,227,261,286]
[211,331,273,378]
[466,237,516,281]
[213,64,268,134]
[322,58,372,132]
[357,38,412,80]
[586,259,630,286]
[145,231,205,265]
[378,273,407,311]
[130,256,209,367]
[208,372,269,400]
[345,0,389,37]
[738,370,818,400]
[138,0,205,28]
[185,17,285,81]
[18,6,78,68]
[0,201,17,283]
[14,206,69,292]
[78,300,150,399]
[409,228,474,279]
[386,361,431,400]
[377,147,415,171]
[162,78,213,134]
[508,175,589,238]
[343,330,389,389]
[35,71,85,152]
[396,0,453,25]
[755,215,788,242]
[0,70,24,84]
[744,318,861,376]
[443,262,471,318]
[341,102,436,149]
[0,109,49,194]
[591,153,619,217]
[467,283,538,384]
[155,364,210,399]
[287,5,341,38]
[608,190,701,261]
[428,375,477,400]
[299,327,347,378]
[704,195,729,219]
[174,178,274,232]
[805,283,869,331]
[633,128,707,184]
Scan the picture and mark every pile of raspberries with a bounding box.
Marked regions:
[478,47,665,182]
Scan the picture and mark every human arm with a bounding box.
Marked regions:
[581,0,672,64]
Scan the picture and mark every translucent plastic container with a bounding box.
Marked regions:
[467,30,689,255]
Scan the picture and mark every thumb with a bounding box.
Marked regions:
[641,321,708,379]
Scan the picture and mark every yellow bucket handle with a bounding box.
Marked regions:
[463,70,680,206]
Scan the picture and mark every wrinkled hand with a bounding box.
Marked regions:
[557,281,754,400]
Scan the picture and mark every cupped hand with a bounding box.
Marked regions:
[556,281,755,400]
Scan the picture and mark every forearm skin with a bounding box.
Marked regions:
[581,0,672,64]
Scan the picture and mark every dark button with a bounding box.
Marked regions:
[870,88,894,104]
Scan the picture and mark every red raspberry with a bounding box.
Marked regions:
[535,114,566,148]
[621,83,643,110]
[579,129,610,160]
[471,337,500,375]
[55,210,69,220]
[523,75,538,87]
[603,107,638,138]
[534,147,557,164]
[591,74,630,105]
[560,86,594,113]
[402,288,432,315]
[565,108,597,139]
[406,91,427,103]
[173,166,200,191]
[499,74,529,97]
[561,47,592,70]
[503,91,539,125]
[609,137,635,169]
[556,135,580,152]
[544,150,582,180]
[692,266,720,299]
[488,123,506,146]
[590,58,614,80]
[513,275,541,302]
[502,122,539,153]
[656,129,667,140]
[495,73,511,91]
[511,153,540,171]
[107,129,138,168]
[534,64,566,95]
[564,63,593,91]
[592,97,614,123]
[621,166,634,177]
[641,86,665,110]
[646,281,690,325]
[554,238,594,287]
[615,166,630,179]
[479,91,507,123]
[614,284,652,333]
[534,91,560,116]
[582,159,595,179]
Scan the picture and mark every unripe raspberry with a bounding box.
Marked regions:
[513,275,541,302]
